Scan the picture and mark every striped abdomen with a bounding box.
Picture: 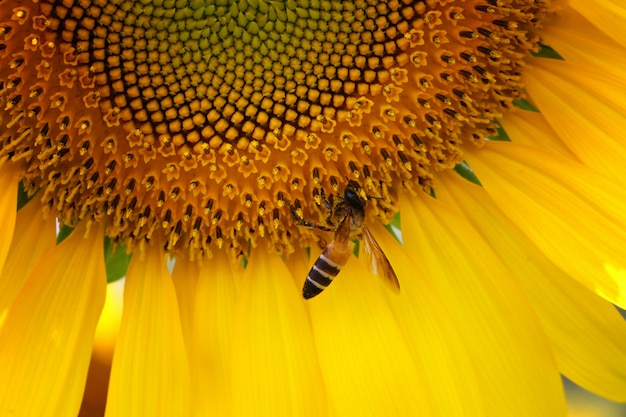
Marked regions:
[302,242,353,299]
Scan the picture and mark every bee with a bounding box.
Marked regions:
[291,181,400,299]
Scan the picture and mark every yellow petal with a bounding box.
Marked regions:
[105,246,190,417]
[500,111,576,160]
[230,252,327,417]
[282,246,313,291]
[368,222,486,416]
[400,192,567,416]
[465,142,626,307]
[542,5,626,88]
[439,172,626,401]
[172,256,199,355]
[0,200,56,323]
[305,257,436,416]
[525,61,626,186]
[567,0,626,48]
[0,163,20,274]
[190,254,237,417]
[0,223,107,417]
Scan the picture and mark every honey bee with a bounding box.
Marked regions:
[291,181,400,299]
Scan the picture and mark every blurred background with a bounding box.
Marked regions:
[565,378,626,416]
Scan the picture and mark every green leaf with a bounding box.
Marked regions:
[17,182,34,210]
[487,119,511,141]
[513,98,539,112]
[56,223,75,244]
[454,161,482,186]
[104,237,132,283]
[352,238,360,258]
[384,212,402,244]
[386,212,400,230]
[239,239,253,268]
[532,43,564,60]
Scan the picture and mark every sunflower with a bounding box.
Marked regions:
[0,0,625,415]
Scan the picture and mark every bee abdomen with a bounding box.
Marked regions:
[303,252,342,299]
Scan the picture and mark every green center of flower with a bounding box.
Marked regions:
[0,0,549,259]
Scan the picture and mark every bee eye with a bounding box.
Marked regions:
[344,189,357,201]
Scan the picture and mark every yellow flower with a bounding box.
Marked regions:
[0,0,625,415]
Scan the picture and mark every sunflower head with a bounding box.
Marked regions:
[0,0,548,260]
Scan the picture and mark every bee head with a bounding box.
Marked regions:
[344,180,368,207]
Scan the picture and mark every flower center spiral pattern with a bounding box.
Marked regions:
[0,0,547,258]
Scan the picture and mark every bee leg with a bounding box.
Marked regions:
[320,188,333,211]
[290,204,333,231]
[325,214,335,227]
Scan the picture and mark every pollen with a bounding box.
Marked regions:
[0,0,550,259]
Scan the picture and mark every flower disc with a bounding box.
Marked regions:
[0,0,548,258]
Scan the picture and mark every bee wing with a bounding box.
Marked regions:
[362,227,400,292]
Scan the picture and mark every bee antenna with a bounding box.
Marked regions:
[344,177,361,189]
